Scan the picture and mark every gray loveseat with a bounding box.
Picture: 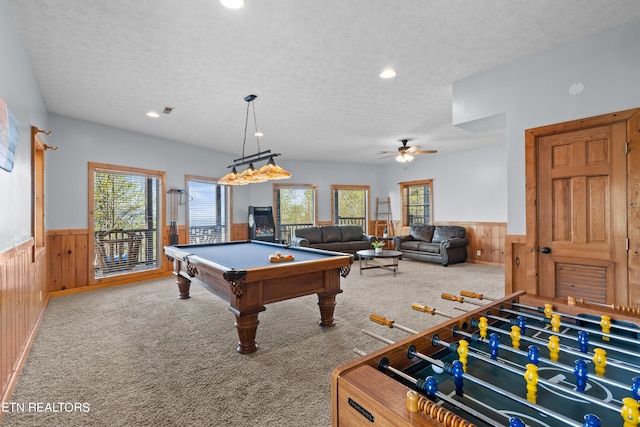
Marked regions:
[393,224,468,266]
[291,225,375,255]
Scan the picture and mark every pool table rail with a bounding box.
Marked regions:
[164,240,353,354]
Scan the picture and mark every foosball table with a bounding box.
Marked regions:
[331,291,640,427]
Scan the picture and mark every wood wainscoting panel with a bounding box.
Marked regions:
[628,111,640,306]
[0,239,47,409]
[47,229,89,291]
[436,221,506,266]
[504,234,528,295]
[370,221,506,266]
[47,227,177,293]
[231,223,249,241]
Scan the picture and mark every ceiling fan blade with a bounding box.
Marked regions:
[377,150,395,155]
[406,145,421,153]
[378,153,396,159]
[412,149,438,155]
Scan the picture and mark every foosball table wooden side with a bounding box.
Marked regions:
[330,291,527,427]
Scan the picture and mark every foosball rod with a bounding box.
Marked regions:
[452,327,630,393]
[474,319,639,376]
[359,333,578,427]
[410,303,455,319]
[463,290,640,317]
[441,293,486,307]
[500,308,640,349]
[487,311,640,361]
[460,290,497,301]
[362,329,395,346]
[369,306,639,387]
[569,295,640,315]
[430,336,621,414]
[369,314,419,334]
[370,312,632,392]
[404,346,585,427]
[511,301,640,337]
[376,358,510,427]
[449,292,640,341]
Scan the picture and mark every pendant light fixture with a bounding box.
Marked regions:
[218,95,291,185]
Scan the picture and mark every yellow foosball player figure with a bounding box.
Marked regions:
[457,339,469,373]
[547,335,560,361]
[550,313,561,333]
[523,363,539,404]
[593,347,607,377]
[477,316,488,339]
[600,315,612,341]
[510,325,521,350]
[620,397,640,427]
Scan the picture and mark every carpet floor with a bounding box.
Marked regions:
[3,259,504,426]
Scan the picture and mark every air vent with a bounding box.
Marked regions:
[163,107,173,114]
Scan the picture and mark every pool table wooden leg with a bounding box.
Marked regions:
[234,313,260,354]
[176,275,191,299]
[317,293,337,327]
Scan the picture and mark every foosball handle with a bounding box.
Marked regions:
[406,391,419,412]
[460,290,483,300]
[442,293,464,303]
[369,313,394,328]
[412,303,436,314]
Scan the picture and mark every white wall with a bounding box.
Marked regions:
[245,160,379,223]
[47,114,237,229]
[453,19,640,235]
[380,144,507,223]
[0,0,49,250]
[46,114,382,229]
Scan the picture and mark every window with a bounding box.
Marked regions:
[186,175,230,244]
[400,179,433,225]
[331,185,369,231]
[274,184,317,243]
[89,163,165,280]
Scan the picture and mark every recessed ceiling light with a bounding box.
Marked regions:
[221,0,245,9]
[254,132,263,137]
[146,111,160,118]
[379,68,397,79]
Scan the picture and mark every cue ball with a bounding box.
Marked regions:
[275,251,282,257]
[432,364,444,374]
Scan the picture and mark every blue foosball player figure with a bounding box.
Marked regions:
[574,359,588,393]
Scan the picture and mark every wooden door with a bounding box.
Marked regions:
[536,123,628,304]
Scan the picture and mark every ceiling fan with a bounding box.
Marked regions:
[378,139,437,163]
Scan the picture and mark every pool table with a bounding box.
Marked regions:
[164,240,353,354]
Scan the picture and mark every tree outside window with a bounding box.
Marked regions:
[332,185,369,231]
[400,179,433,225]
[274,184,317,243]
[90,163,164,280]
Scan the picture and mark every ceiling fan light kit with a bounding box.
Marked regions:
[379,139,437,162]
[218,95,291,186]
[220,0,245,9]
[396,152,414,163]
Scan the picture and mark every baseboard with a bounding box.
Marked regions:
[466,260,503,267]
[51,271,173,298]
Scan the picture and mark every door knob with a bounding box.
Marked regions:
[540,247,551,254]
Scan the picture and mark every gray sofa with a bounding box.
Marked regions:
[291,225,375,255]
[393,224,468,266]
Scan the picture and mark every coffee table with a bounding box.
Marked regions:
[356,249,403,276]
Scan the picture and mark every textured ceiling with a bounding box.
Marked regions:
[9,1,640,164]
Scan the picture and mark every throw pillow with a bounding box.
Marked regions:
[409,224,435,242]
